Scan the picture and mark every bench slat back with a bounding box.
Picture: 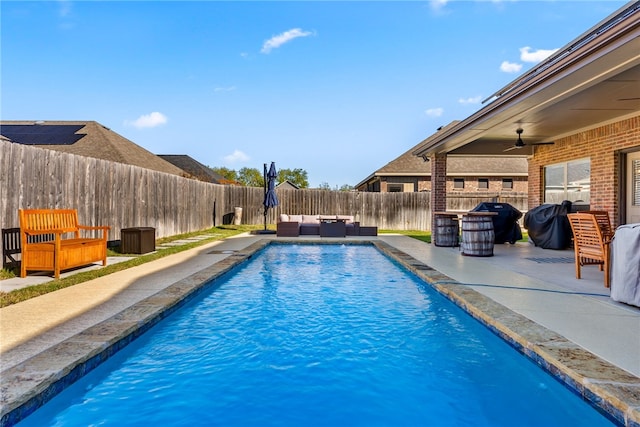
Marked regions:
[19,209,80,234]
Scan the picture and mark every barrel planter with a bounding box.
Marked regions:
[461,212,497,257]
[433,213,459,247]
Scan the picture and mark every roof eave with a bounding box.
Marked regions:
[412,2,640,157]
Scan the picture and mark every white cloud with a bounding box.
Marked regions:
[261,28,313,54]
[500,61,522,73]
[224,150,249,163]
[214,86,236,93]
[125,112,168,129]
[458,96,482,105]
[520,46,559,63]
[56,0,76,30]
[58,0,72,17]
[429,0,449,12]
[499,46,557,74]
[425,108,444,118]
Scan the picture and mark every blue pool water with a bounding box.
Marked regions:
[18,244,613,426]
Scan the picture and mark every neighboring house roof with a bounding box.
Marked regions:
[0,120,186,176]
[413,3,640,156]
[276,180,300,190]
[356,121,528,188]
[158,154,231,184]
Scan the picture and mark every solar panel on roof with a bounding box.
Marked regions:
[0,124,86,145]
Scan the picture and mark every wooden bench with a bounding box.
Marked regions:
[19,209,111,279]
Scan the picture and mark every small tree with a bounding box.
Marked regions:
[210,166,238,182]
[278,168,309,188]
[209,165,311,188]
[237,167,264,187]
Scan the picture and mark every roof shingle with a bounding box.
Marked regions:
[0,120,186,176]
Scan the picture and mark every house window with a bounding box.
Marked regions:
[388,184,403,192]
[453,178,464,189]
[544,158,590,204]
[478,178,489,190]
[502,178,513,190]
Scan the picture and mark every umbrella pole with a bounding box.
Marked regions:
[255,162,277,235]
[263,163,268,231]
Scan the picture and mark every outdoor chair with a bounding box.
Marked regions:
[567,213,611,288]
[584,210,613,241]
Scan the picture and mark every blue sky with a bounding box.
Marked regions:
[1,1,628,188]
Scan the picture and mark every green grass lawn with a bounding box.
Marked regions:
[0,225,259,307]
[379,229,432,243]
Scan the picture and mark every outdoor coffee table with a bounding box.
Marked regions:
[320,218,346,237]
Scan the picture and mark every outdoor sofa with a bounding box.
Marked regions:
[277,214,377,237]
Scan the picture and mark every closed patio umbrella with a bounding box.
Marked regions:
[260,162,278,233]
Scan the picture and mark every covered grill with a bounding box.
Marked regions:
[470,202,523,244]
[524,201,573,249]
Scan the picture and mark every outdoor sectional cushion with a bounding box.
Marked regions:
[278,214,358,235]
[288,214,303,223]
[279,214,356,224]
[302,215,320,224]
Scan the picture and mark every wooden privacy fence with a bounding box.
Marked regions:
[1,140,528,241]
[2,140,224,241]
[273,189,432,230]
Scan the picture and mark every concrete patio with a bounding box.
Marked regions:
[1,233,639,426]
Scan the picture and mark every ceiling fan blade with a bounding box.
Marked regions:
[532,142,554,146]
[503,145,521,152]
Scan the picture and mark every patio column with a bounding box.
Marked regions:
[430,153,447,233]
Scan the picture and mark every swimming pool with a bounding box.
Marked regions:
[15,243,614,426]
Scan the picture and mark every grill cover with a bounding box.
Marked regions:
[523,202,572,249]
[470,202,523,244]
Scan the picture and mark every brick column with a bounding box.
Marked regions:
[430,153,447,233]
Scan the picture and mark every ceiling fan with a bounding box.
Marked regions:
[504,128,554,152]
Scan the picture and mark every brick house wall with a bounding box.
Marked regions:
[380,176,526,193]
[528,115,640,227]
[445,176,528,193]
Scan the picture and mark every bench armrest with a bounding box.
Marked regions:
[23,229,66,236]
[78,225,111,231]
[78,225,110,239]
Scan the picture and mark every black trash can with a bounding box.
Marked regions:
[121,227,156,254]
[523,201,572,249]
[470,202,523,244]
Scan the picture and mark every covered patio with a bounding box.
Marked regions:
[407,2,640,368]
[412,2,640,228]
